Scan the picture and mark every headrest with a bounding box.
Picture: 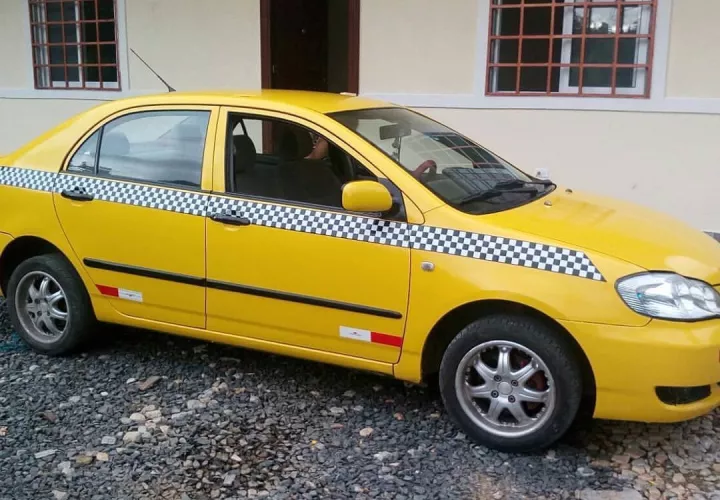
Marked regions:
[276,125,313,161]
[101,131,130,156]
[233,135,256,173]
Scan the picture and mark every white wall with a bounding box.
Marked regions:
[666,0,720,98]
[360,0,478,94]
[424,107,720,232]
[0,0,30,88]
[126,0,261,92]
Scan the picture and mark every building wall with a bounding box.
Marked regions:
[359,0,478,94]
[666,0,720,98]
[126,0,261,91]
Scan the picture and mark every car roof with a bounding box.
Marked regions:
[109,89,396,115]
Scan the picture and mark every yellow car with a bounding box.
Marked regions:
[0,91,718,452]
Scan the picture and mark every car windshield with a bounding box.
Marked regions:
[330,108,553,214]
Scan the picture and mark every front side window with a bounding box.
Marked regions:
[226,114,376,209]
[487,0,655,97]
[331,108,554,215]
[29,0,120,90]
[68,110,210,188]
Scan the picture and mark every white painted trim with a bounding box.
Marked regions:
[362,0,720,116]
[14,0,132,99]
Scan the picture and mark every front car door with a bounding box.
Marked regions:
[53,105,217,329]
[205,107,410,363]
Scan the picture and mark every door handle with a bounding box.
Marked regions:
[61,189,94,202]
[210,213,252,226]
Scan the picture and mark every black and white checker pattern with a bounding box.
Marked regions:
[208,196,414,247]
[0,166,56,192]
[209,195,605,281]
[0,166,604,281]
[56,174,208,216]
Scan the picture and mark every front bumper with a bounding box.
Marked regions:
[561,318,720,423]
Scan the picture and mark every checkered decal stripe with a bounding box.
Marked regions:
[0,166,56,192]
[209,195,605,281]
[0,166,604,281]
[56,174,208,216]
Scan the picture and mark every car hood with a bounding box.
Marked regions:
[487,187,720,284]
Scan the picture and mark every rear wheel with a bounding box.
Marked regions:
[7,254,94,355]
[439,314,582,452]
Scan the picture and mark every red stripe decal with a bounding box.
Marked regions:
[370,331,403,348]
[97,285,119,297]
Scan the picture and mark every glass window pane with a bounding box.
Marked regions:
[494,8,521,36]
[46,3,62,22]
[584,37,616,65]
[521,38,550,63]
[492,39,519,64]
[522,6,552,35]
[98,111,210,188]
[98,22,116,42]
[227,116,351,208]
[520,66,548,92]
[97,0,115,20]
[491,66,518,92]
[581,67,612,88]
[68,130,100,173]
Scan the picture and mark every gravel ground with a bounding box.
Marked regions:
[0,299,718,500]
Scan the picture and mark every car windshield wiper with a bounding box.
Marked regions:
[456,186,539,205]
[493,179,554,189]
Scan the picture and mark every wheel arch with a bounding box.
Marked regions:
[421,299,596,413]
[0,236,67,296]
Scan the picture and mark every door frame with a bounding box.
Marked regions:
[260,0,360,94]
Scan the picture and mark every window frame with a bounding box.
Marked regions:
[215,107,407,221]
[28,0,122,91]
[62,105,219,192]
[485,0,658,98]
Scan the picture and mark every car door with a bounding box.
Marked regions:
[205,107,410,363]
[53,105,218,329]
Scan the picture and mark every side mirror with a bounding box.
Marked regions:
[342,180,393,213]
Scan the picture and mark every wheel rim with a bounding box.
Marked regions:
[14,271,70,344]
[454,340,556,439]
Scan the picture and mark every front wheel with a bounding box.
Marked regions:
[439,314,583,452]
[7,254,95,356]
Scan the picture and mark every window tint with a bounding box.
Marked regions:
[97,110,210,188]
[227,114,376,209]
[68,130,100,174]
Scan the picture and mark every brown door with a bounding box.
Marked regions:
[270,0,328,91]
[261,0,359,93]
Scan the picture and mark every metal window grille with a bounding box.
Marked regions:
[486,0,656,97]
[29,0,120,90]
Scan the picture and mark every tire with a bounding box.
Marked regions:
[7,253,95,356]
[439,314,582,453]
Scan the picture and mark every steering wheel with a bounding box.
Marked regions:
[413,159,437,179]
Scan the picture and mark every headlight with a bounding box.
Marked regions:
[616,273,720,321]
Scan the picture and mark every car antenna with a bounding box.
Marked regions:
[130,48,176,92]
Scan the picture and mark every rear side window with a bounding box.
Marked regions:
[68,110,210,188]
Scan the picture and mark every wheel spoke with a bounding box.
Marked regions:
[40,315,63,336]
[28,284,40,301]
[46,290,64,306]
[38,277,50,299]
[485,398,504,422]
[25,303,39,315]
[473,359,496,382]
[466,383,494,399]
[507,401,532,425]
[517,387,549,404]
[48,305,68,321]
[496,348,511,376]
[512,363,537,385]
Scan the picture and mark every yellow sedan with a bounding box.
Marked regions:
[0,90,718,452]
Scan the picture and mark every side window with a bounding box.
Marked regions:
[68,130,100,174]
[226,114,377,209]
[96,110,210,188]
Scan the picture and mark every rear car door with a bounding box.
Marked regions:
[205,107,411,362]
[53,106,217,328]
